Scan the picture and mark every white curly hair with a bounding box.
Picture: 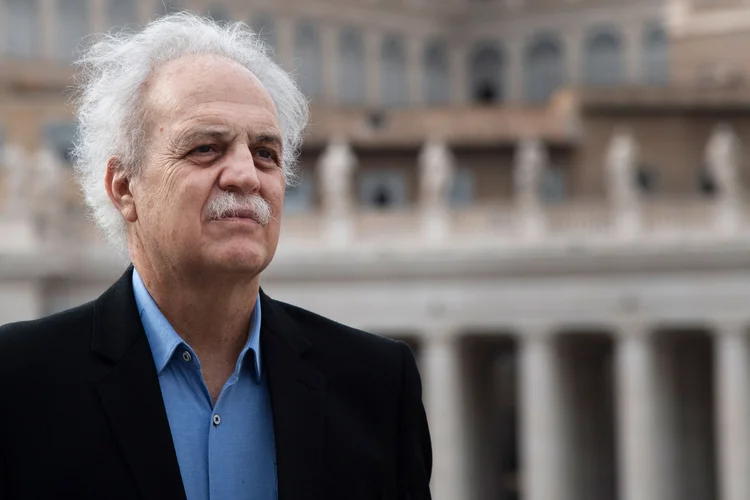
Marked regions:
[71,11,309,256]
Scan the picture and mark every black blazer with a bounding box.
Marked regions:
[0,267,432,500]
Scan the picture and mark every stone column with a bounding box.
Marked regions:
[136,0,152,23]
[514,137,548,241]
[418,139,454,243]
[449,42,467,105]
[615,324,665,500]
[506,38,524,104]
[623,23,642,85]
[318,138,357,246]
[421,330,469,500]
[407,37,423,107]
[320,23,339,106]
[276,17,295,74]
[562,29,583,87]
[606,128,642,239]
[90,0,106,34]
[365,30,382,108]
[714,322,750,500]
[40,0,56,59]
[0,1,4,54]
[706,123,744,236]
[519,328,569,500]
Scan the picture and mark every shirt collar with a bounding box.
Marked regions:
[131,268,263,381]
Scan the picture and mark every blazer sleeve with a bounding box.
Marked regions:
[396,341,433,500]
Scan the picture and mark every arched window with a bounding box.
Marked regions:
[450,167,476,207]
[43,121,78,164]
[251,14,277,56]
[107,0,137,29]
[338,28,366,105]
[541,166,567,204]
[423,40,450,105]
[643,23,668,85]
[284,172,315,213]
[469,42,504,104]
[206,5,231,22]
[524,34,564,104]
[6,0,38,57]
[358,169,408,210]
[381,35,408,107]
[57,0,89,60]
[636,164,658,194]
[584,28,624,86]
[295,22,323,98]
[696,164,716,197]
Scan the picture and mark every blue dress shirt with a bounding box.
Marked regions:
[132,269,277,500]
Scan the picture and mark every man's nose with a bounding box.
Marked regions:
[218,148,261,193]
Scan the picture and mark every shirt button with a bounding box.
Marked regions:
[182,351,191,362]
[213,413,221,427]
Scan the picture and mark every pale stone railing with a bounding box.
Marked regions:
[1,197,748,257]
[276,198,750,250]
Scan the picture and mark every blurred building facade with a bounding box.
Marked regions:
[2,1,750,500]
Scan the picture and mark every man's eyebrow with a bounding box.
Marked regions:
[171,128,233,149]
[251,133,283,150]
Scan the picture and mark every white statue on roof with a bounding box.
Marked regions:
[1,143,33,218]
[605,127,639,210]
[514,137,547,211]
[418,138,455,212]
[706,122,742,203]
[318,136,357,216]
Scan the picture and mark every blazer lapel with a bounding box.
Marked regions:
[91,267,186,500]
[260,290,326,500]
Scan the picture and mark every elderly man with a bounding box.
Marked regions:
[0,13,431,500]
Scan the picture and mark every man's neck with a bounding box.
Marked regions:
[134,261,260,402]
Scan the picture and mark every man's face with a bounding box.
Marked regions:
[128,54,285,277]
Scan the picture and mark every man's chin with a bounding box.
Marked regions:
[205,248,268,274]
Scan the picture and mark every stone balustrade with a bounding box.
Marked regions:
[0,122,745,254]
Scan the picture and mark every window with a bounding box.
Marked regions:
[295,22,323,98]
[284,173,315,213]
[338,28,366,105]
[643,23,668,85]
[469,42,505,104]
[206,5,231,22]
[43,121,78,164]
[107,0,137,29]
[57,0,89,60]
[423,40,450,105]
[584,28,624,86]
[696,164,716,197]
[636,164,658,194]
[251,14,277,56]
[450,167,476,207]
[358,169,408,210]
[381,35,408,107]
[525,34,564,104]
[6,0,39,58]
[541,166,566,204]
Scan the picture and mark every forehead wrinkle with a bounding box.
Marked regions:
[170,126,235,149]
[142,54,280,135]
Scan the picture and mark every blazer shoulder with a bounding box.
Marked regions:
[270,297,406,359]
[0,300,96,362]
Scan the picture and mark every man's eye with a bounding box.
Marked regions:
[191,145,215,154]
[257,148,276,161]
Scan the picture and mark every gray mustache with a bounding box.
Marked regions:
[207,193,273,226]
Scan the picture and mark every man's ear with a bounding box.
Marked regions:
[104,158,138,223]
